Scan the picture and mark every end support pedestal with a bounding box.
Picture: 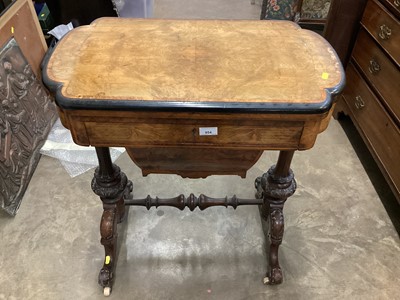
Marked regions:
[256,151,296,285]
[91,147,132,295]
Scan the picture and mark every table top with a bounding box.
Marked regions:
[43,18,344,113]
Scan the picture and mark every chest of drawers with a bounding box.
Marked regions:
[336,0,400,202]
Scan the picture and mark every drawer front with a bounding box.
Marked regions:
[342,63,400,195]
[362,0,400,65]
[84,120,304,149]
[382,0,400,18]
[352,28,400,123]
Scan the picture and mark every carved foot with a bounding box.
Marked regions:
[99,267,112,296]
[99,267,113,288]
[263,267,283,285]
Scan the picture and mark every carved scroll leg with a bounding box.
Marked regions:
[91,147,130,296]
[259,151,296,285]
[99,204,118,295]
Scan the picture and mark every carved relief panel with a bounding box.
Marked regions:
[0,38,57,215]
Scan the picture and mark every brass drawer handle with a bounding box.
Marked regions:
[369,59,381,74]
[355,95,365,110]
[378,24,392,40]
[394,0,399,7]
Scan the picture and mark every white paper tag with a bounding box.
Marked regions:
[199,127,218,136]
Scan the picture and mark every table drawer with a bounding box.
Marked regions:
[362,0,400,65]
[84,120,304,149]
[352,28,400,123]
[342,63,400,194]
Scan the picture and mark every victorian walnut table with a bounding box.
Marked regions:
[42,18,344,296]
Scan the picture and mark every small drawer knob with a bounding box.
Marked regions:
[369,59,381,74]
[378,24,392,40]
[354,96,365,110]
[394,0,399,7]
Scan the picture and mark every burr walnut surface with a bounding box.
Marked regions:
[45,18,343,108]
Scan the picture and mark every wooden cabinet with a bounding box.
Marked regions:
[336,0,400,202]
